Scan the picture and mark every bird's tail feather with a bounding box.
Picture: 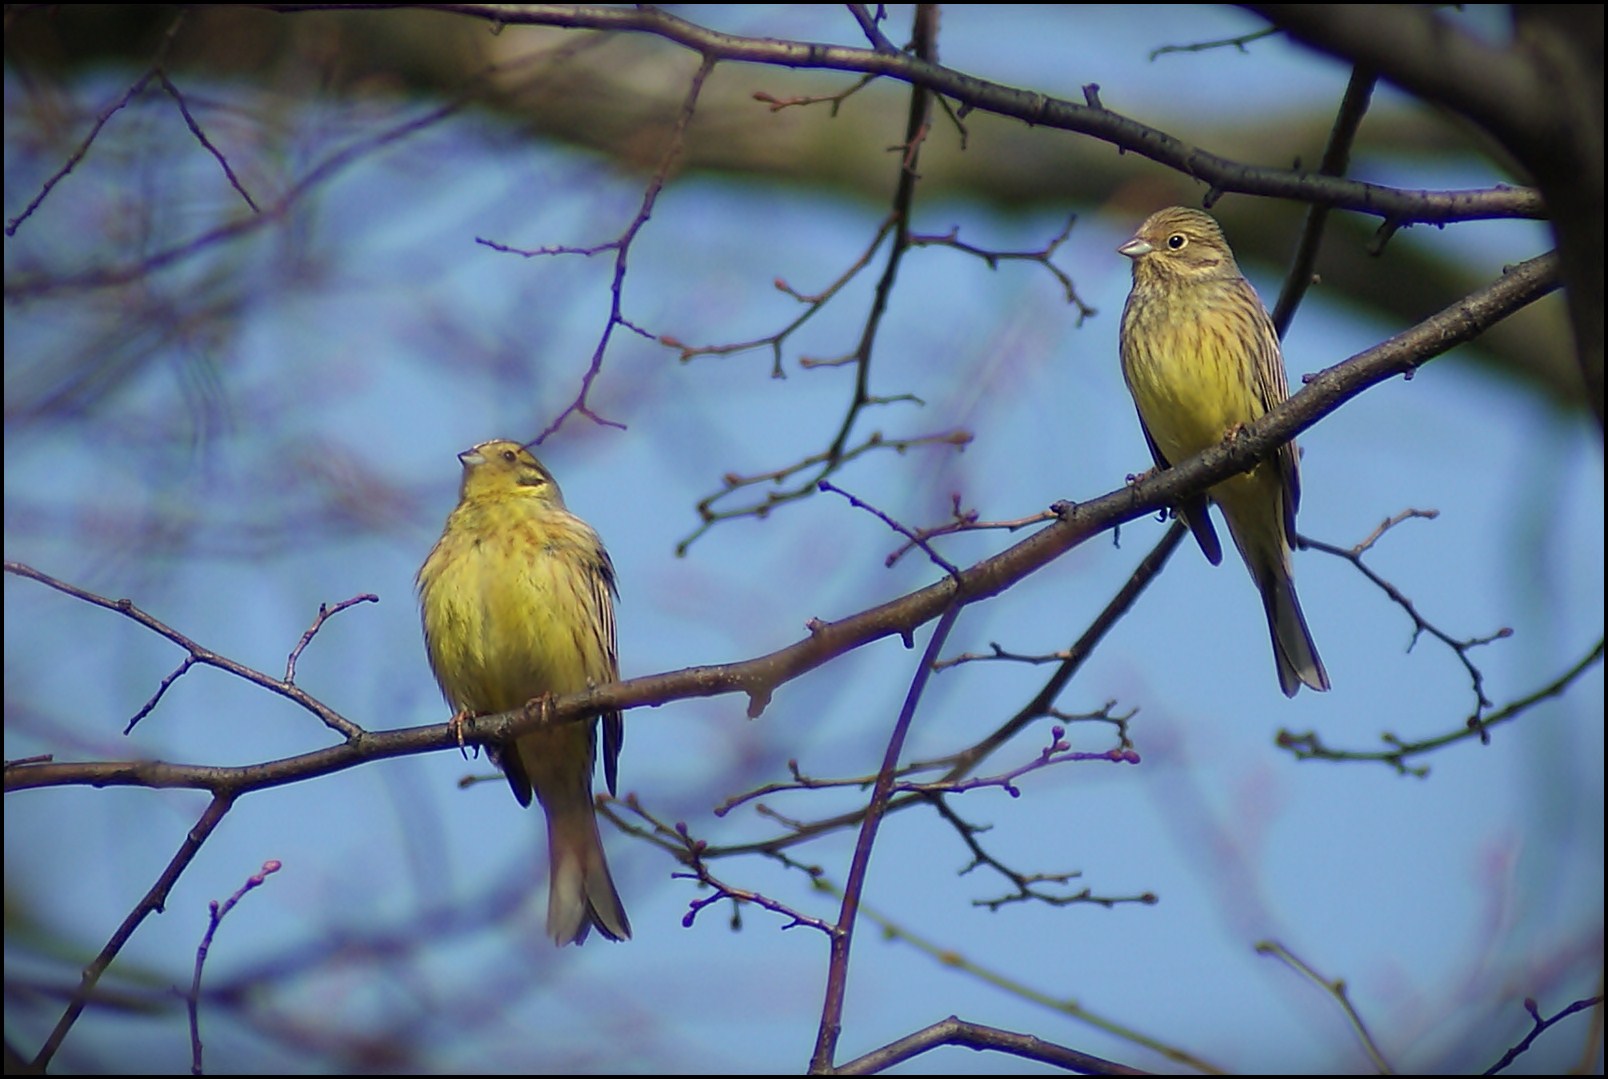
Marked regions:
[1258,560,1329,697]
[545,796,631,946]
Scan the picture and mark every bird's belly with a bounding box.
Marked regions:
[431,542,598,713]
[1126,339,1258,467]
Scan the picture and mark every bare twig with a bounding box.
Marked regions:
[1485,994,1607,1074]
[1256,939,1394,1074]
[187,860,283,1073]
[1278,639,1605,775]
[28,794,237,1071]
[285,594,380,682]
[1303,510,1512,729]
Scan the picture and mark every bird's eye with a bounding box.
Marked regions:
[502,450,517,463]
[1167,233,1187,250]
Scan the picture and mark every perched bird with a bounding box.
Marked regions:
[1117,206,1329,696]
[417,439,630,944]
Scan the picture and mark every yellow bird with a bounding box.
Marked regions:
[417,439,630,944]
[1117,207,1329,696]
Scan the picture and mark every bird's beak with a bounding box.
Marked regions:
[1117,236,1152,259]
[458,448,485,468]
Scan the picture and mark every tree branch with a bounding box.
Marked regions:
[6,251,1561,798]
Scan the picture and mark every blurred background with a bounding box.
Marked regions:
[5,5,1602,1073]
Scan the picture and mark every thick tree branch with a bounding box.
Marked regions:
[6,252,1560,798]
[1249,4,1603,425]
[259,3,1542,223]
